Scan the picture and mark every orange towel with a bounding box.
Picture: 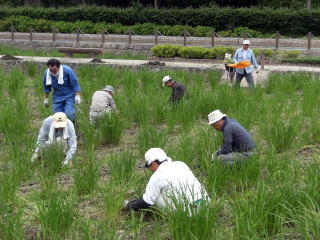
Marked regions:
[228,60,251,69]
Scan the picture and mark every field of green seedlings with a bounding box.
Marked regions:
[0,64,320,239]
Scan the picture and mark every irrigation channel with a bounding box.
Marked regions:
[1,56,320,239]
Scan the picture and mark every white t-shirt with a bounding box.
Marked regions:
[143,161,209,209]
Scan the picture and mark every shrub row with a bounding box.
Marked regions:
[0,7,319,36]
[151,44,236,59]
[281,57,320,65]
[0,16,269,37]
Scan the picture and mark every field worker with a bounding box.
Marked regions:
[43,58,81,121]
[31,112,77,166]
[89,85,116,123]
[208,110,255,166]
[233,40,259,88]
[162,75,187,103]
[125,148,209,212]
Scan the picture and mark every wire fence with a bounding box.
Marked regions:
[2,27,320,50]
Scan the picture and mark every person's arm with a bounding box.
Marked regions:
[34,119,50,153]
[219,127,233,154]
[65,122,77,162]
[251,50,258,69]
[66,66,81,93]
[233,49,239,64]
[127,198,152,211]
[43,70,52,95]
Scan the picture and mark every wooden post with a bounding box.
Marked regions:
[76,27,80,46]
[101,30,105,45]
[128,29,132,45]
[154,29,158,45]
[52,28,56,43]
[211,30,215,47]
[29,27,33,42]
[183,29,187,46]
[275,31,280,50]
[307,32,312,50]
[260,50,265,70]
[10,26,14,42]
[243,32,248,39]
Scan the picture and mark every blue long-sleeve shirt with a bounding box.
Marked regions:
[218,118,255,155]
[233,48,258,74]
[43,65,81,103]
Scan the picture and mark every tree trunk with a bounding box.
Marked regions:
[154,0,159,8]
[306,0,312,9]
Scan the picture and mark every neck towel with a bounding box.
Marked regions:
[48,122,69,144]
[46,66,64,86]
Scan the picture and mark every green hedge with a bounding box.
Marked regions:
[151,45,236,59]
[0,7,319,36]
[0,16,269,37]
[281,57,320,65]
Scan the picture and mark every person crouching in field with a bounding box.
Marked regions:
[208,110,255,166]
[124,148,210,214]
[89,85,117,123]
[162,75,187,103]
[31,112,77,166]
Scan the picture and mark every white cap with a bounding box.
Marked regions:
[208,110,226,125]
[145,148,170,168]
[162,75,172,87]
[53,112,68,128]
[243,40,250,45]
[102,85,114,93]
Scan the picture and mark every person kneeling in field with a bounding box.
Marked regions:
[208,110,255,167]
[125,148,210,213]
[89,85,117,123]
[162,75,187,103]
[31,112,77,166]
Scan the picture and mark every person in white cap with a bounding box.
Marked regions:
[89,85,117,123]
[233,40,259,88]
[31,112,77,166]
[125,148,209,212]
[208,110,255,166]
[162,75,187,103]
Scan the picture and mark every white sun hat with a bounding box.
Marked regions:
[162,75,172,87]
[53,112,68,128]
[208,110,226,125]
[243,39,250,45]
[144,148,171,168]
[102,85,114,93]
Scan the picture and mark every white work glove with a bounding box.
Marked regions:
[62,159,69,166]
[75,95,81,104]
[44,98,49,108]
[31,152,38,163]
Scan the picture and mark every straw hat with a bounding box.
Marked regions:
[208,110,226,125]
[53,112,68,128]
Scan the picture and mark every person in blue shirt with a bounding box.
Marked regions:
[233,40,259,88]
[43,59,81,121]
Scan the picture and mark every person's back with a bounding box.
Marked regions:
[145,161,206,208]
[170,81,187,103]
[90,90,114,112]
[222,118,255,153]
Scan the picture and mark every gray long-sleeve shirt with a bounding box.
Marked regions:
[90,90,116,113]
[170,81,187,103]
[34,116,77,161]
[218,118,255,155]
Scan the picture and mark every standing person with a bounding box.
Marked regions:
[233,40,259,88]
[43,58,81,121]
[208,110,255,166]
[89,85,117,123]
[31,112,77,166]
[162,75,187,103]
[125,148,209,212]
